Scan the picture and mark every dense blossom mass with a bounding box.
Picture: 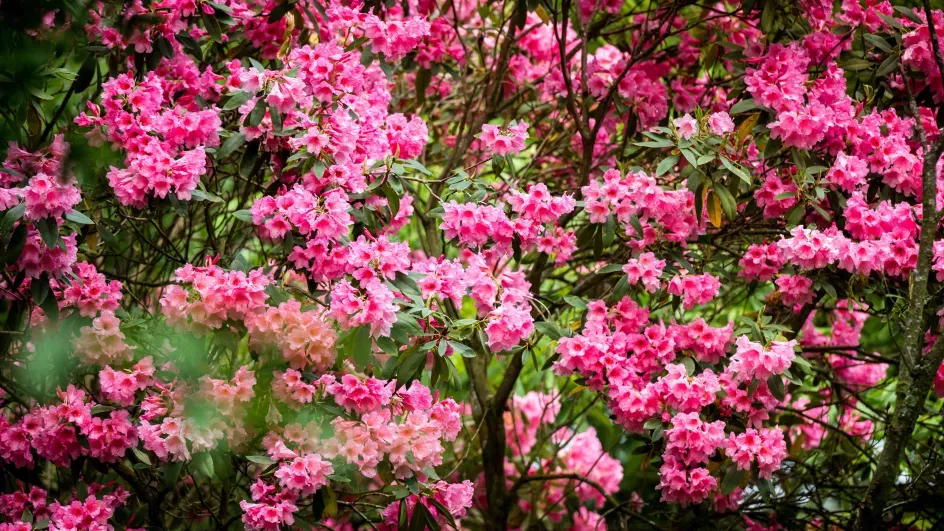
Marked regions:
[2,0,944,530]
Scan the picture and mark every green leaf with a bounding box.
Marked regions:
[0,203,26,235]
[4,224,28,265]
[656,155,678,176]
[729,98,756,114]
[447,341,475,358]
[65,211,94,225]
[722,467,746,495]
[132,447,152,466]
[194,452,215,478]
[191,189,224,203]
[383,182,401,215]
[217,133,246,161]
[643,418,662,430]
[719,156,751,184]
[680,357,696,376]
[30,275,50,306]
[713,184,738,221]
[563,296,587,310]
[767,375,786,401]
[245,98,267,128]
[247,455,276,466]
[863,33,893,53]
[233,209,254,223]
[352,325,373,370]
[201,11,223,42]
[535,321,563,341]
[36,217,59,248]
[164,461,183,489]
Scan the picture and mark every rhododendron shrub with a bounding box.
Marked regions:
[4,0,944,530]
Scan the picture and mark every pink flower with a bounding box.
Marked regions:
[707,112,735,135]
[479,121,529,156]
[673,113,699,139]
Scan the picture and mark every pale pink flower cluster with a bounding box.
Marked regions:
[753,175,798,219]
[271,369,323,407]
[57,261,123,317]
[583,168,698,244]
[321,385,462,479]
[656,363,721,412]
[76,72,220,207]
[160,264,271,334]
[251,186,352,242]
[667,318,734,364]
[99,357,155,406]
[707,111,735,135]
[738,242,785,282]
[16,229,78,279]
[728,336,796,382]
[658,413,725,505]
[363,15,431,61]
[480,121,529,156]
[73,311,134,366]
[723,428,787,479]
[246,299,337,371]
[325,375,394,415]
[484,303,534,353]
[622,252,665,292]
[557,428,624,507]
[504,392,560,456]
[667,273,721,309]
[385,113,429,159]
[673,114,698,139]
[274,453,334,496]
[775,274,814,309]
[22,172,81,221]
[328,278,398,337]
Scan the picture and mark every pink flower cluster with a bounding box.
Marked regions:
[667,273,722,309]
[16,229,78,279]
[275,453,334,496]
[441,185,576,265]
[246,299,337,370]
[729,336,796,382]
[775,274,814,309]
[240,480,298,531]
[738,242,785,282]
[485,303,534,353]
[160,263,271,334]
[668,318,734,364]
[325,375,394,415]
[480,121,529,156]
[657,364,721,412]
[320,383,462,479]
[57,261,123,317]
[364,14,431,61]
[583,168,698,244]
[723,428,788,478]
[22,172,81,221]
[76,72,220,207]
[658,413,725,505]
[73,310,134,366]
[622,252,665,292]
[251,186,352,242]
[99,357,155,406]
[328,278,398,338]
